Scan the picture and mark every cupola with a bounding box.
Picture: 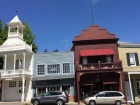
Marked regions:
[7,15,25,39]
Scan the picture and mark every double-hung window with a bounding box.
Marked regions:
[63,63,70,74]
[47,64,60,74]
[37,65,45,75]
[126,53,139,66]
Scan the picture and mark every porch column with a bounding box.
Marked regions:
[128,73,134,104]
[120,71,127,103]
[14,53,16,74]
[1,79,5,101]
[21,76,25,102]
[23,52,25,73]
[76,72,80,105]
[4,54,7,75]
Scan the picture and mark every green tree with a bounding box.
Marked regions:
[52,49,59,52]
[22,22,38,53]
[0,20,8,45]
[44,49,48,53]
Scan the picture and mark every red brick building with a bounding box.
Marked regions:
[71,26,125,103]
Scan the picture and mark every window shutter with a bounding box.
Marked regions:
[135,53,139,66]
[126,53,130,66]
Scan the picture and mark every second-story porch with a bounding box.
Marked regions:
[0,52,33,78]
[77,49,122,71]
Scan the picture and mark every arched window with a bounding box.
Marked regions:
[16,59,22,69]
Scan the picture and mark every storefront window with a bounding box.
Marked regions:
[48,85,60,91]
[137,81,140,97]
[37,87,46,95]
[62,85,70,95]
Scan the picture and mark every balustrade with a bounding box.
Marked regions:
[77,61,122,70]
[0,69,31,76]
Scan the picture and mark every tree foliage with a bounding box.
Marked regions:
[22,22,38,53]
[44,49,48,53]
[0,20,8,45]
[52,49,59,52]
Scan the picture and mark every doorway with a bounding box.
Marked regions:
[125,81,133,102]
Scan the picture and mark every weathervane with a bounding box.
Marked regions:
[16,10,18,15]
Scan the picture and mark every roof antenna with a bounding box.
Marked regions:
[62,40,69,51]
[91,0,94,25]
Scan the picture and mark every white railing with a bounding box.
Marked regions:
[0,69,31,76]
[8,32,23,38]
[0,43,32,52]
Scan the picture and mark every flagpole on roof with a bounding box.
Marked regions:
[91,0,94,25]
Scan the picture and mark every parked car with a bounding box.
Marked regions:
[31,91,69,105]
[84,91,126,105]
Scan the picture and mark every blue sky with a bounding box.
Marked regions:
[0,0,140,52]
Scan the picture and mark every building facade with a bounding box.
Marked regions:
[0,15,33,102]
[32,52,75,101]
[118,41,140,104]
[71,26,125,103]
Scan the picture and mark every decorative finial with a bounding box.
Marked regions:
[16,10,18,15]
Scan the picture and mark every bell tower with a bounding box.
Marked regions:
[7,15,25,40]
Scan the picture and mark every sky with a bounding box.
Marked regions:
[0,0,140,52]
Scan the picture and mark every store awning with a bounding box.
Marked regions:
[103,82,117,85]
[80,49,114,56]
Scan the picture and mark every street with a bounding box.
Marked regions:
[0,101,79,105]
[0,101,81,105]
[0,101,135,105]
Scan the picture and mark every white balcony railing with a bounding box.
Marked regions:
[8,32,23,38]
[0,69,31,76]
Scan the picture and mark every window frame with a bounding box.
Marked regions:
[62,62,71,74]
[9,81,16,88]
[126,53,139,66]
[47,64,61,75]
[37,64,45,76]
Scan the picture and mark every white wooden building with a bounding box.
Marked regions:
[0,15,33,102]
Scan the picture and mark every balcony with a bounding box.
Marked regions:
[0,43,32,52]
[0,69,31,77]
[77,61,122,71]
[8,32,23,38]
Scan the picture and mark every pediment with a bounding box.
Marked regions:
[74,26,116,41]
